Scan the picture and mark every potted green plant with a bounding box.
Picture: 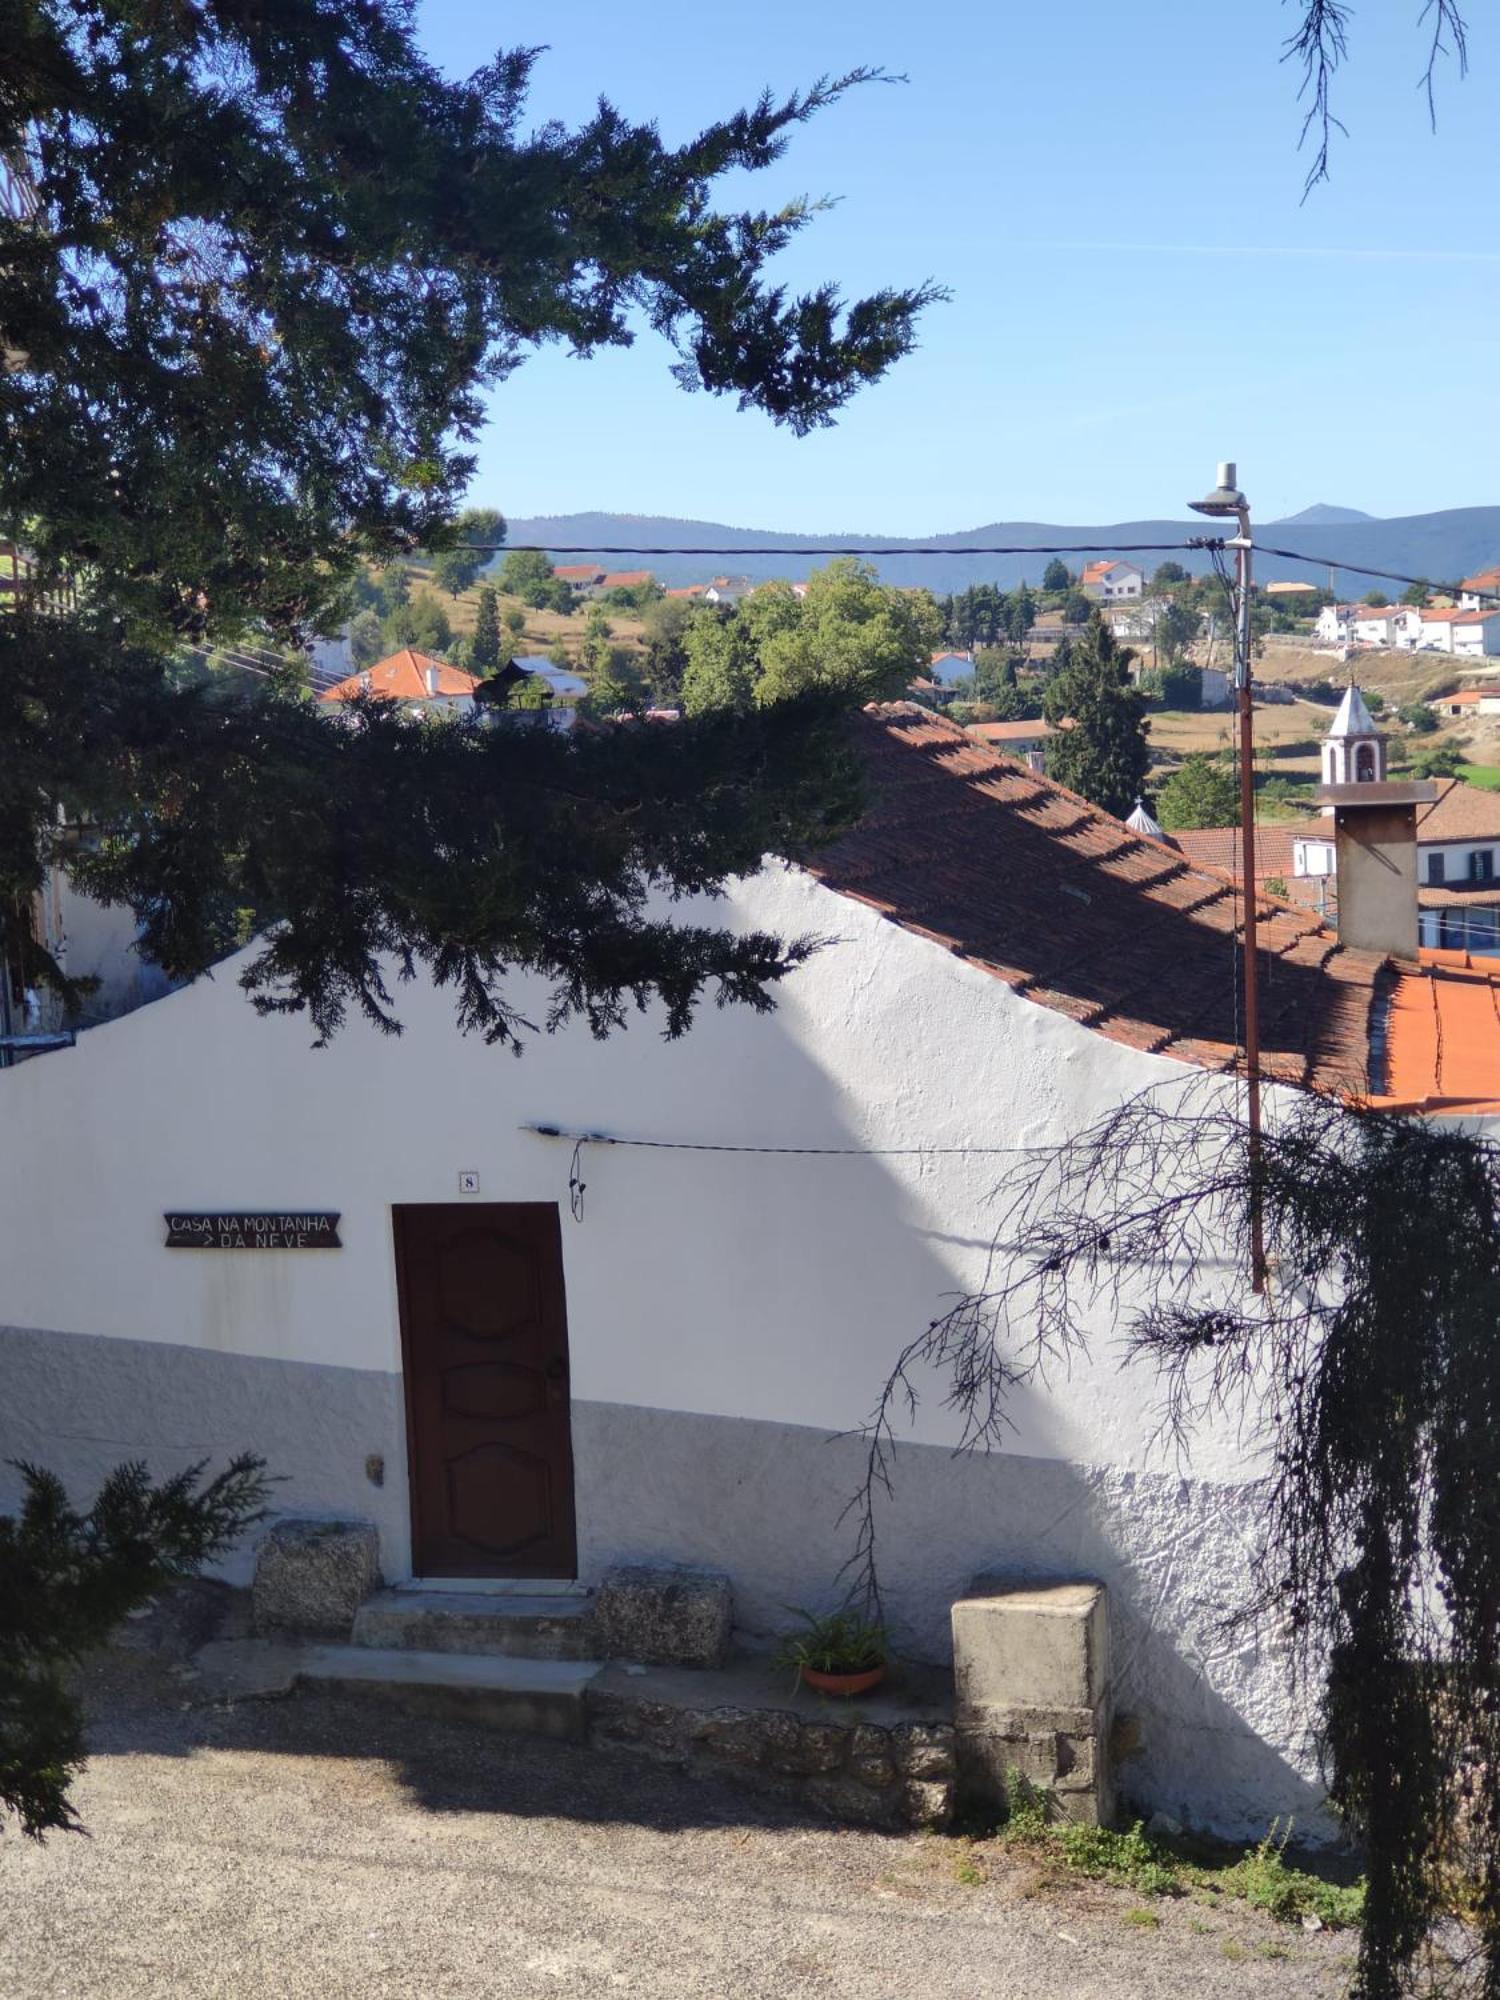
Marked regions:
[775,1606,890,1696]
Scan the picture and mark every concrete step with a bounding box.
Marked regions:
[295,1645,602,1740]
[351,1588,598,1661]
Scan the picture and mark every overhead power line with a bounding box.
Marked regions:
[458,540,1223,558]
[1255,542,1500,608]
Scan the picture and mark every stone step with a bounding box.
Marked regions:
[351,1588,598,1661]
[295,1645,602,1739]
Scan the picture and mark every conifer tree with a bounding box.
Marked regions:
[470,587,502,672]
[1,8,936,1035]
[1043,615,1152,818]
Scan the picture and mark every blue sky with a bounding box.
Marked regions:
[415,0,1494,532]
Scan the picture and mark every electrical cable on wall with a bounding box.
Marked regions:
[523,1121,1048,1222]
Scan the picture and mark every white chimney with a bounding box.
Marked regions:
[425,665,438,696]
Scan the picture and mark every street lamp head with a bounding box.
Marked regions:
[1187,460,1248,518]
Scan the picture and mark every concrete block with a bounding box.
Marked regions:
[952,1575,1109,1717]
[252,1518,380,1640]
[595,1564,732,1668]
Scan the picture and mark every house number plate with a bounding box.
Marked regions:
[164,1212,342,1250]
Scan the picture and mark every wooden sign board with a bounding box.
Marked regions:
[164,1212,341,1250]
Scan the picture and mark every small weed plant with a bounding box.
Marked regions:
[986,1776,1364,1931]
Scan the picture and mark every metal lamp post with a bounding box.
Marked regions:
[1187,462,1265,1284]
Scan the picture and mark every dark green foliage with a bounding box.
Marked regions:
[1398,703,1439,735]
[1144,661,1203,710]
[1402,581,1431,608]
[772,1607,888,1676]
[1,7,934,1029]
[2,15,935,647]
[1042,558,1072,593]
[1,1454,268,1837]
[856,1086,1500,1998]
[1153,561,1189,587]
[1155,753,1238,830]
[1152,600,1201,669]
[1362,590,1390,607]
[347,611,385,671]
[384,590,452,657]
[498,551,571,612]
[430,510,506,599]
[1410,741,1465,780]
[1043,615,1151,818]
[1061,588,1092,625]
[470,587,501,672]
[0,614,860,1040]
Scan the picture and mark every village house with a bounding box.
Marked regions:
[4,708,1497,1839]
[1079,559,1144,601]
[961,716,1055,772]
[1167,688,1500,954]
[554,564,605,596]
[1414,607,1500,656]
[1459,565,1500,610]
[320,648,483,721]
[596,569,656,597]
[1432,687,1500,719]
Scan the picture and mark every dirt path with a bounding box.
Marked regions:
[0,1659,1356,1999]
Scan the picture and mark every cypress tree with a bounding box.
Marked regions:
[471,587,502,672]
[1043,614,1152,818]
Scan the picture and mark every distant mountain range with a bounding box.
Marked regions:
[502,507,1500,598]
[1269,503,1377,527]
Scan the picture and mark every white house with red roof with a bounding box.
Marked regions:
[1459,566,1500,610]
[1079,559,1143,601]
[320,647,482,720]
[1414,607,1500,656]
[5,709,1500,1837]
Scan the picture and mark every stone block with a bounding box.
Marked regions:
[892,1723,957,1782]
[904,1779,956,1830]
[696,1706,765,1769]
[951,1575,1109,1717]
[595,1564,732,1669]
[251,1518,379,1640]
[797,1724,850,1775]
[852,1754,895,1789]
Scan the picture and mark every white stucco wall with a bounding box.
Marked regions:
[0,863,1260,1485]
[0,862,1344,1831]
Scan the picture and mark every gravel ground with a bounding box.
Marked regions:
[0,1657,1359,2000]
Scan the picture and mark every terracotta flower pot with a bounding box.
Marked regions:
[800,1663,887,1697]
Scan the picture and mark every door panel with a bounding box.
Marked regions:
[394,1204,577,1578]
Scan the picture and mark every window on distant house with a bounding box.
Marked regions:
[1471,850,1495,882]
[1429,852,1446,886]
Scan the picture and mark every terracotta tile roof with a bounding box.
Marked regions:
[665,584,706,598]
[1168,824,1305,882]
[554,564,604,583]
[1416,779,1500,842]
[319,649,480,705]
[1372,951,1500,1112]
[1440,688,1487,705]
[1081,560,1133,584]
[808,708,1387,1098]
[1461,568,1500,592]
[965,720,1055,744]
[599,569,654,591]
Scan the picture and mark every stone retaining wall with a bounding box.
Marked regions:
[585,1685,956,1829]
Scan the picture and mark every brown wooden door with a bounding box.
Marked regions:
[393,1203,577,1579]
